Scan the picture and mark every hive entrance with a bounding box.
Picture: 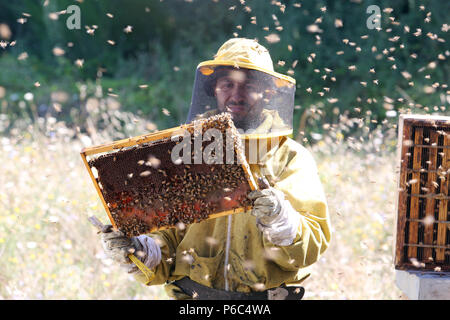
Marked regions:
[395,115,450,271]
[81,113,256,237]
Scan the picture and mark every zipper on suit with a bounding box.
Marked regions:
[224,214,232,291]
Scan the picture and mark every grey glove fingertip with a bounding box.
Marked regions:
[101,230,125,241]
[247,190,264,200]
[254,197,274,207]
[107,238,132,249]
[255,205,274,215]
[247,189,272,200]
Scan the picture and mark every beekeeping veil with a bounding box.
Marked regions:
[187,38,296,139]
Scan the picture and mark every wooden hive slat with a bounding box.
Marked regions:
[407,127,423,259]
[436,133,449,262]
[423,130,438,262]
[394,117,412,267]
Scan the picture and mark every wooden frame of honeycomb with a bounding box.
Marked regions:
[81,114,258,237]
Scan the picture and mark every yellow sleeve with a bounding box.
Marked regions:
[261,138,331,271]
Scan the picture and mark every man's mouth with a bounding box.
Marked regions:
[225,104,246,114]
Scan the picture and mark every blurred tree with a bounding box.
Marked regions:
[0,0,448,137]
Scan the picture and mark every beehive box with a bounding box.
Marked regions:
[81,113,257,237]
[394,114,450,271]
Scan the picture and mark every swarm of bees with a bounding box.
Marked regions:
[89,113,253,237]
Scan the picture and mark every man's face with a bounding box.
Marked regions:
[214,70,264,127]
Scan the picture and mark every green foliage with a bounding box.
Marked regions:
[0,0,448,138]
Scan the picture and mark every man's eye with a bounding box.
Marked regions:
[219,81,233,90]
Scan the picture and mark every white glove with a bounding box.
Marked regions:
[247,188,301,246]
[100,225,161,274]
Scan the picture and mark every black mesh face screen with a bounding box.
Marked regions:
[187,65,295,138]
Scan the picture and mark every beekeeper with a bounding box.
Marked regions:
[100,38,331,300]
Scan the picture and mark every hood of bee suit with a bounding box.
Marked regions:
[187,38,296,140]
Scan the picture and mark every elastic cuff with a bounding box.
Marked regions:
[135,235,162,269]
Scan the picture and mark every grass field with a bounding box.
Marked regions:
[0,114,406,300]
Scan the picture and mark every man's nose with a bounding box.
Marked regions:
[230,84,246,101]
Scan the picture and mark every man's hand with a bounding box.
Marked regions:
[247,187,301,246]
[100,225,162,274]
[247,188,285,224]
[100,225,144,273]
